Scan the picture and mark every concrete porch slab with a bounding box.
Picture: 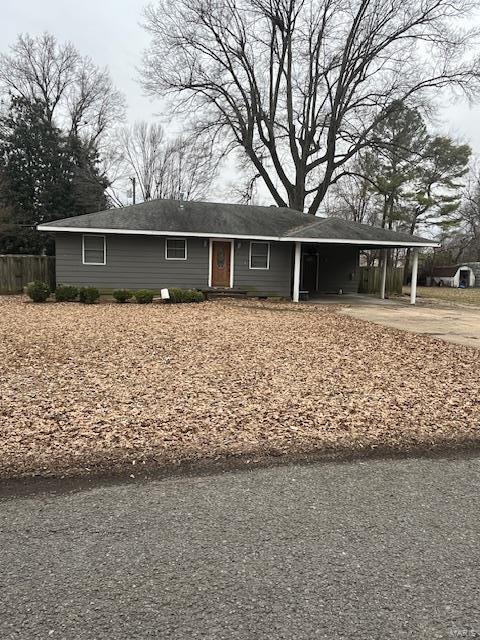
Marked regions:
[304,293,398,306]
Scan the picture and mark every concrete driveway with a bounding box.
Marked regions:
[338,299,480,348]
[2,453,480,639]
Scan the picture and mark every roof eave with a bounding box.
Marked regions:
[37,225,282,241]
[284,236,439,248]
[37,224,439,247]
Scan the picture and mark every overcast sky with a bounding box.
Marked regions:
[3,1,158,122]
[3,1,480,158]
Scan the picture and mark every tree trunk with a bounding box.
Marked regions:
[289,178,306,213]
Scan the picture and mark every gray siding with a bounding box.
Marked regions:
[55,233,293,297]
[234,241,292,297]
[55,233,209,291]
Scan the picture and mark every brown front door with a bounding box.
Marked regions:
[211,241,231,287]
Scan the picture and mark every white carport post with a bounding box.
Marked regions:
[293,242,301,302]
[379,249,387,300]
[410,248,419,305]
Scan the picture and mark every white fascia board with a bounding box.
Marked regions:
[37,225,439,247]
[282,237,440,248]
[37,226,280,242]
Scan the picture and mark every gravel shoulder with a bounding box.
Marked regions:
[1,296,479,479]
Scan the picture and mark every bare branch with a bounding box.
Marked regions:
[0,33,125,147]
[115,121,219,202]
[141,0,480,213]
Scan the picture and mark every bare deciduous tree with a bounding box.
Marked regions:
[325,154,379,225]
[0,33,125,149]
[68,57,126,150]
[155,135,217,201]
[453,165,480,261]
[0,33,79,122]
[116,121,218,203]
[118,122,165,201]
[141,0,480,214]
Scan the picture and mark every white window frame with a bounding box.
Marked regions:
[249,241,270,270]
[82,234,106,266]
[165,237,187,261]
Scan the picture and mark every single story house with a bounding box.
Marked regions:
[38,199,437,303]
[430,265,476,288]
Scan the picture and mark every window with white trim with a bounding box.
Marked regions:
[249,241,270,269]
[165,238,187,260]
[83,235,106,265]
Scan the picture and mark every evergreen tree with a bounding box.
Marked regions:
[0,96,108,254]
[67,135,109,217]
[367,101,429,229]
[0,97,74,220]
[410,136,471,234]
[363,102,471,236]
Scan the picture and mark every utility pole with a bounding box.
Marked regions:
[129,177,136,205]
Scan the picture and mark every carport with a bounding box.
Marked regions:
[287,219,439,304]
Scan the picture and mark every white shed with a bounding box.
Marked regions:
[431,265,476,288]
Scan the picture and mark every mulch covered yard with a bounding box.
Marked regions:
[0,296,479,479]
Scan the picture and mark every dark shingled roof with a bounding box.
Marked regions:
[285,216,431,244]
[39,198,436,246]
[432,265,465,277]
[40,199,309,237]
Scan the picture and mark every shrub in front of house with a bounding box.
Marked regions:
[78,286,100,304]
[134,289,155,304]
[169,288,205,303]
[188,289,203,303]
[168,288,183,303]
[55,284,78,302]
[113,289,133,303]
[192,290,205,303]
[25,281,50,303]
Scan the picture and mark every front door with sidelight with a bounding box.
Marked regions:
[211,241,231,287]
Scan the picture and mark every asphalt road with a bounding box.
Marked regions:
[2,454,480,640]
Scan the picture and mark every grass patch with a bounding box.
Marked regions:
[403,286,480,306]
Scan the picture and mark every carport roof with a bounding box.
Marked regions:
[284,216,435,245]
[38,198,438,247]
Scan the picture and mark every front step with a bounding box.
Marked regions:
[202,288,248,300]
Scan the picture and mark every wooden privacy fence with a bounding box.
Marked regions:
[358,266,404,295]
[0,255,55,294]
